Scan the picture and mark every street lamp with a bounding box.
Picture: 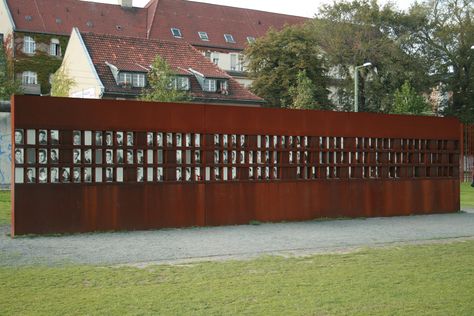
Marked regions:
[354,62,372,112]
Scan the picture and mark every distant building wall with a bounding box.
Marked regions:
[0,112,11,189]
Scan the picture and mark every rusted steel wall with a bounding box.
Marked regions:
[463,124,474,182]
[11,96,461,235]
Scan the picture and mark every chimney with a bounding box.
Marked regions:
[118,0,133,8]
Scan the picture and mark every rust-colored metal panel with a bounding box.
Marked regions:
[11,95,461,236]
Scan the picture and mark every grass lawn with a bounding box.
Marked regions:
[461,182,474,208]
[0,190,10,226]
[1,240,474,315]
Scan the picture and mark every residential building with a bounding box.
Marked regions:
[0,0,307,95]
[61,28,264,106]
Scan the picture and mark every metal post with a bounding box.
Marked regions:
[354,66,359,112]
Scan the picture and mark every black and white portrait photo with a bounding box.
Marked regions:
[166,133,173,146]
[256,166,262,179]
[296,136,301,148]
[223,134,228,147]
[38,130,47,145]
[281,136,286,148]
[73,167,81,183]
[185,167,192,181]
[265,151,270,163]
[126,150,134,164]
[61,168,70,183]
[14,148,23,164]
[296,151,301,163]
[248,167,254,179]
[176,133,182,147]
[194,133,200,147]
[156,167,163,181]
[231,151,236,164]
[51,130,59,145]
[289,151,293,163]
[127,132,134,146]
[95,131,103,146]
[38,149,47,164]
[194,150,201,163]
[50,167,59,183]
[73,130,81,145]
[214,150,219,164]
[38,168,47,183]
[105,149,113,164]
[186,133,192,147]
[136,167,144,182]
[116,132,123,146]
[248,151,253,164]
[194,167,201,181]
[273,166,278,179]
[214,167,220,180]
[231,134,237,147]
[214,134,220,146]
[265,135,270,148]
[176,167,182,181]
[26,168,36,183]
[222,150,228,163]
[84,168,92,183]
[106,167,114,182]
[240,151,245,164]
[288,136,293,147]
[265,166,270,180]
[105,132,113,146]
[273,151,278,164]
[231,167,237,180]
[84,149,92,164]
[73,149,81,164]
[137,150,144,164]
[147,132,154,146]
[257,151,261,164]
[273,135,278,148]
[116,150,124,164]
[15,129,24,145]
[156,132,163,147]
[240,135,245,147]
[257,135,261,148]
[304,136,308,147]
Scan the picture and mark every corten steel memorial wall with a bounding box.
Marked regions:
[11,96,461,236]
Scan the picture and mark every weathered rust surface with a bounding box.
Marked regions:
[11,95,461,236]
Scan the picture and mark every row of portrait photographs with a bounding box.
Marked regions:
[14,148,59,164]
[146,132,201,148]
[14,129,59,145]
[212,134,311,149]
[212,150,309,164]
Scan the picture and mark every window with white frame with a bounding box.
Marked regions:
[198,32,209,41]
[22,71,37,85]
[230,53,244,72]
[224,34,235,43]
[132,73,146,87]
[23,36,35,54]
[203,79,216,92]
[211,52,219,65]
[247,36,256,44]
[118,72,132,85]
[171,28,182,38]
[50,38,61,57]
[171,77,190,90]
[217,80,228,94]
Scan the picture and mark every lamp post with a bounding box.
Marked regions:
[354,62,372,112]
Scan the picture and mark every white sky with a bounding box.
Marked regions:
[85,0,418,18]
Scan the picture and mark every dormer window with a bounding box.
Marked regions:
[132,73,146,87]
[171,28,182,38]
[247,36,256,44]
[224,34,235,43]
[171,77,190,90]
[203,79,216,92]
[50,38,61,57]
[118,72,146,87]
[198,32,209,41]
[23,36,35,54]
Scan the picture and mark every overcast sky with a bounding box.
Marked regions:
[86,0,418,17]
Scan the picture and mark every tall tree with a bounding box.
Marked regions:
[50,66,76,97]
[403,0,474,123]
[289,70,322,110]
[312,0,431,112]
[245,25,330,109]
[0,41,21,100]
[391,81,432,115]
[141,55,191,102]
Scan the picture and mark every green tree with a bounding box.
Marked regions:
[50,66,75,97]
[141,55,190,102]
[402,0,474,123]
[289,70,322,110]
[0,43,21,100]
[245,25,330,108]
[312,0,431,112]
[391,81,432,115]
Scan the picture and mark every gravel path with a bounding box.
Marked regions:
[1,209,474,267]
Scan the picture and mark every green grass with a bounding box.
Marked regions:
[0,190,10,226]
[1,241,474,315]
[461,182,474,208]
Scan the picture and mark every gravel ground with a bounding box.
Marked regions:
[1,209,474,267]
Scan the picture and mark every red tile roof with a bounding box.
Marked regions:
[80,32,263,103]
[6,0,148,37]
[147,0,309,50]
[6,0,307,50]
